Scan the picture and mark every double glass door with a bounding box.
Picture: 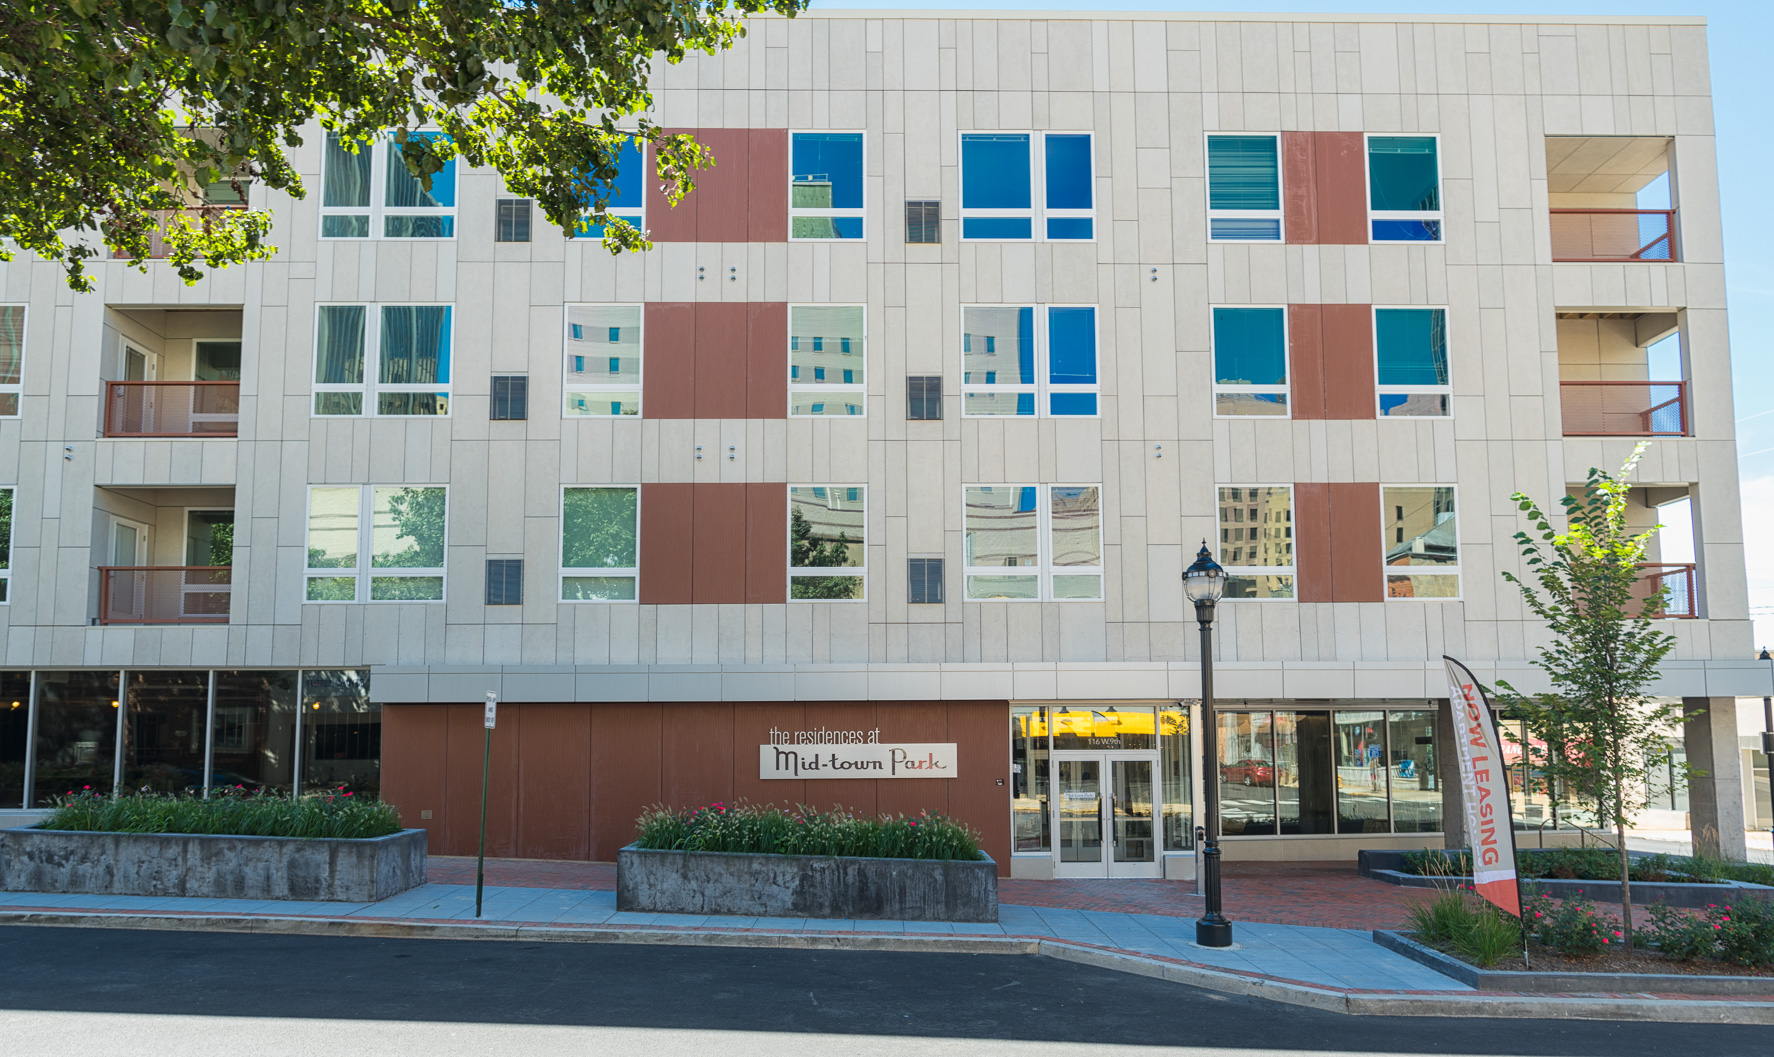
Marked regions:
[1054,755,1159,877]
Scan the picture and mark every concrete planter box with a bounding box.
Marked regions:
[617,844,998,923]
[1357,849,1774,910]
[0,826,427,903]
[1375,930,1774,995]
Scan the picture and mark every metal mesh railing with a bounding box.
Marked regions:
[105,381,240,437]
[1550,209,1675,262]
[98,566,232,625]
[1559,380,1686,436]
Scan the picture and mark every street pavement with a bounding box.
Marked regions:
[0,925,1767,1057]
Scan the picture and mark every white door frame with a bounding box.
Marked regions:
[1051,750,1163,879]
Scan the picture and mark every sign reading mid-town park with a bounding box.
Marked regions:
[759,727,957,779]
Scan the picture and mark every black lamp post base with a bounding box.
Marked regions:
[1196,916,1234,948]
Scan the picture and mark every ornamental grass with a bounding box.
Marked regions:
[36,786,402,840]
[635,801,983,861]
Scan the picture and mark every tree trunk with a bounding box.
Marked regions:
[1616,774,1633,950]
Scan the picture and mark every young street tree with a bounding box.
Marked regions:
[1496,443,1684,949]
[0,0,805,290]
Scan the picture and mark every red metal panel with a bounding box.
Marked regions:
[1328,482,1385,603]
[943,701,1012,877]
[872,702,950,821]
[746,302,788,419]
[733,702,807,808]
[691,129,752,244]
[660,703,736,811]
[589,704,663,861]
[748,129,790,242]
[694,302,751,419]
[379,704,451,856]
[516,703,592,861]
[1287,304,1326,420]
[639,483,695,605]
[643,302,697,419]
[1281,131,1318,244]
[745,482,787,605]
[692,482,748,604]
[1293,483,1333,603]
[1314,132,1369,245]
[1320,303,1375,420]
[644,132,697,242]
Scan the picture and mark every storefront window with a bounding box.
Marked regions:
[0,672,28,808]
[1160,706,1193,850]
[1217,711,1275,835]
[1334,710,1391,833]
[123,670,209,794]
[301,670,378,796]
[1052,706,1155,750]
[1388,710,1441,833]
[32,670,120,806]
[1277,711,1333,835]
[1010,705,1050,852]
[212,670,297,793]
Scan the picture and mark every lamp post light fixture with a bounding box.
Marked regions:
[1183,541,1233,948]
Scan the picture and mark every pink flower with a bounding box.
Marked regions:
[345,792,354,797]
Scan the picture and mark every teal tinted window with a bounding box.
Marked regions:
[1047,307,1096,385]
[1208,136,1280,211]
[1375,309,1449,386]
[1368,137,1439,212]
[961,134,1031,209]
[1212,308,1287,386]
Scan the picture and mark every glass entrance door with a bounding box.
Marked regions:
[1054,755,1161,878]
[1109,758,1157,876]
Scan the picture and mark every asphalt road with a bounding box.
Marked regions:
[0,925,1764,1056]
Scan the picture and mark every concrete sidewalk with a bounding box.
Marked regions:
[3,883,1773,1024]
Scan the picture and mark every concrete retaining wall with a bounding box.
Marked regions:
[617,844,998,922]
[1357,849,1774,909]
[0,827,428,903]
[1374,930,1774,995]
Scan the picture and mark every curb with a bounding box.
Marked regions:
[5,908,1774,1024]
[1374,929,1774,996]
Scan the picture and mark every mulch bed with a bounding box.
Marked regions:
[1418,935,1774,977]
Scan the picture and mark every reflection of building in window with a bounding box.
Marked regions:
[789,306,865,416]
[790,133,864,239]
[1212,307,1288,416]
[1217,486,1294,598]
[789,486,866,600]
[564,305,641,416]
[1384,486,1459,598]
[962,485,1101,600]
[1375,308,1451,417]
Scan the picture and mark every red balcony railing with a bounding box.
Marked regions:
[1635,563,1697,619]
[105,381,240,437]
[1559,380,1686,437]
[98,566,231,625]
[110,204,248,260]
[1550,208,1676,262]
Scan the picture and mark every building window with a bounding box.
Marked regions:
[962,485,1101,601]
[905,199,940,243]
[574,138,646,238]
[0,486,12,603]
[485,559,524,605]
[495,198,532,243]
[790,132,864,240]
[564,305,641,416]
[1217,486,1294,598]
[560,487,638,601]
[959,132,1094,241]
[789,306,865,417]
[313,305,451,417]
[490,375,528,420]
[1374,308,1450,416]
[305,485,447,602]
[1384,486,1459,599]
[906,375,942,420]
[1010,705,1051,852]
[961,306,1097,417]
[319,132,456,239]
[1367,135,1442,242]
[1207,134,1282,241]
[0,305,22,416]
[1212,307,1288,416]
[1160,706,1194,850]
[907,557,944,604]
[788,486,865,600]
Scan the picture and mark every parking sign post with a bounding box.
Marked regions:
[476,691,497,919]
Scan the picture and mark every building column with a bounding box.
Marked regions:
[1435,699,1466,849]
[1683,696,1749,860]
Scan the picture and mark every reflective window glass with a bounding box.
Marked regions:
[1160,706,1194,850]
[1216,711,1275,835]
[1384,486,1459,599]
[1051,706,1155,751]
[788,485,866,600]
[301,670,378,797]
[1389,710,1441,833]
[123,671,209,794]
[1011,706,1051,853]
[960,134,1031,209]
[32,670,121,805]
[0,672,29,807]
[1334,711,1391,834]
[212,670,297,793]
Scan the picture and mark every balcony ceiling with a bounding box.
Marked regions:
[1546,136,1671,194]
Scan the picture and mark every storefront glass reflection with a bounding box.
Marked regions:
[123,671,208,793]
[32,670,120,806]
[1159,707,1193,850]
[1216,711,1275,835]
[1051,706,1155,750]
[1010,705,1050,852]
[212,670,297,792]
[1388,710,1441,833]
[301,669,380,796]
[1276,711,1333,835]
[0,672,28,807]
[1335,710,1391,833]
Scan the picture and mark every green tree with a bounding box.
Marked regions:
[1496,443,1684,948]
[563,487,637,570]
[0,0,806,290]
[789,506,859,600]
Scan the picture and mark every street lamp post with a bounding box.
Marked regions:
[1184,541,1233,948]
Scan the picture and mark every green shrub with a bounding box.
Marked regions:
[1399,848,1765,886]
[1644,901,1774,968]
[1525,890,1621,956]
[634,801,982,861]
[37,786,401,840]
[1405,888,1522,968]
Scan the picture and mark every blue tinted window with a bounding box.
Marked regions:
[1044,134,1092,210]
[1018,486,1038,513]
[1375,309,1449,386]
[570,324,583,340]
[608,327,621,343]
[961,134,1031,209]
[576,140,645,237]
[791,365,799,379]
[963,217,1032,240]
[811,403,824,413]
[792,132,864,209]
[1371,219,1442,242]
[1213,308,1287,386]
[1368,137,1439,211]
[813,337,824,352]
[843,369,854,384]
[1208,135,1280,211]
[608,357,620,375]
[573,356,584,373]
[1047,308,1097,385]
[384,132,456,208]
[1210,218,1281,240]
[1016,393,1035,416]
[1014,308,1035,385]
[1046,217,1093,240]
[1050,392,1097,416]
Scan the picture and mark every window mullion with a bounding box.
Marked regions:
[358,486,372,602]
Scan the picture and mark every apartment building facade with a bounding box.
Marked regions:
[0,10,1763,877]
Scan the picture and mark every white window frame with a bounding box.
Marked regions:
[788,304,868,418]
[961,484,1104,602]
[312,303,453,418]
[1372,305,1452,419]
[559,485,640,603]
[1382,484,1461,602]
[1204,132,1285,243]
[787,485,868,602]
[0,484,14,603]
[0,304,24,418]
[958,131,1096,243]
[571,135,647,239]
[960,304,1100,419]
[1365,132,1444,245]
[563,303,643,417]
[304,484,448,603]
[319,131,458,241]
[1216,485,1295,600]
[788,130,866,242]
[1210,305,1290,419]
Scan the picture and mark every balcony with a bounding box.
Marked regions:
[1546,136,1676,263]
[1559,380,1687,437]
[105,381,240,437]
[1635,563,1697,619]
[98,566,231,625]
[111,202,248,260]
[1550,208,1675,262]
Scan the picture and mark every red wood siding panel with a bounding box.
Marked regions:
[1328,482,1385,603]
[746,302,788,419]
[639,483,695,605]
[1293,483,1333,603]
[644,134,697,242]
[748,129,789,242]
[694,302,751,419]
[588,704,663,861]
[1315,132,1369,245]
[1287,304,1326,420]
[380,704,450,856]
[873,702,951,821]
[692,129,753,244]
[660,703,736,811]
[1281,131,1319,244]
[745,482,787,604]
[732,702,806,808]
[692,482,748,604]
[944,701,1012,877]
[643,302,697,418]
[516,704,592,861]
[1321,304,1375,420]
[441,703,521,857]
